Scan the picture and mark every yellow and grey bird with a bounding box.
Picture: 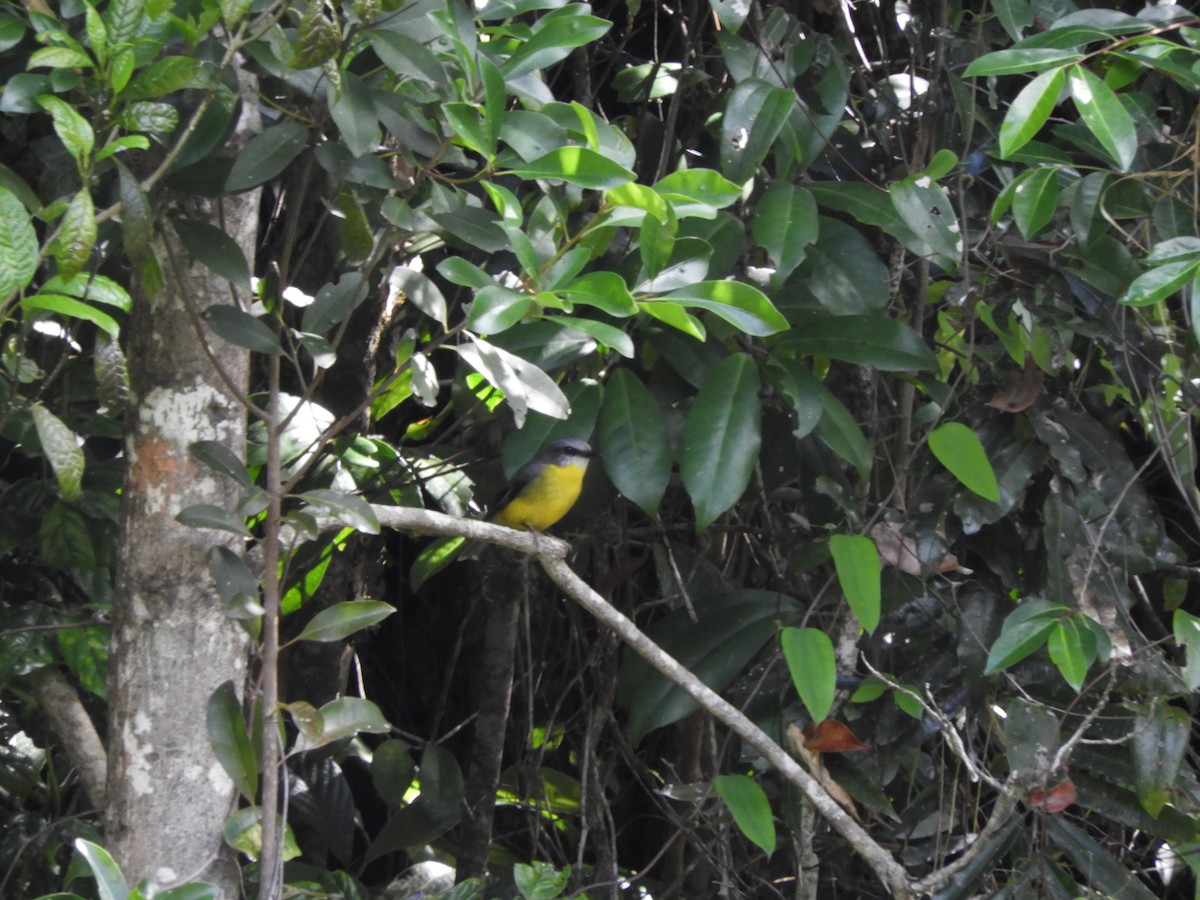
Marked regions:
[490,438,596,531]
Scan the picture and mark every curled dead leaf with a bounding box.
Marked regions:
[987,356,1044,413]
[1028,779,1076,813]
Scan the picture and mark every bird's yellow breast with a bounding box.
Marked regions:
[492,461,587,531]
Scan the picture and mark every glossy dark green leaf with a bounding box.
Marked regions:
[928,422,1000,502]
[368,30,449,90]
[751,183,817,284]
[206,680,257,801]
[173,219,251,286]
[665,281,788,337]
[715,774,776,855]
[830,534,880,634]
[207,546,260,615]
[294,697,390,752]
[815,390,872,478]
[124,56,213,100]
[31,403,84,502]
[303,272,369,334]
[965,48,1082,76]
[226,121,308,192]
[22,294,119,337]
[74,839,128,900]
[116,161,151,262]
[598,369,671,517]
[297,489,381,535]
[783,315,935,371]
[552,316,633,357]
[1069,64,1137,172]
[203,305,283,355]
[176,503,252,537]
[295,600,395,643]
[1172,609,1200,690]
[654,168,743,214]
[793,217,890,314]
[507,146,635,190]
[1119,259,1200,307]
[1010,166,1059,239]
[781,627,836,723]
[1047,618,1088,692]
[1132,705,1189,818]
[999,67,1065,159]
[387,267,446,328]
[53,189,96,282]
[190,440,252,487]
[0,184,37,299]
[681,353,761,530]
[617,590,801,743]
[984,600,1069,674]
[467,284,530,334]
[452,336,570,428]
[891,175,962,262]
[721,78,794,184]
[36,94,94,166]
[1045,818,1160,900]
[501,8,611,80]
[371,738,416,809]
[331,72,380,158]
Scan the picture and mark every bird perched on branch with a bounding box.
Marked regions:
[490,438,596,531]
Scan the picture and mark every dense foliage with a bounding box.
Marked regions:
[1,0,1199,897]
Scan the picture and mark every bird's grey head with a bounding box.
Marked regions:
[544,438,595,467]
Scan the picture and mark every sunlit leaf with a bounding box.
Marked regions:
[928,422,1001,502]
[295,600,395,643]
[781,627,836,723]
[829,534,880,633]
[715,774,776,855]
[206,681,257,801]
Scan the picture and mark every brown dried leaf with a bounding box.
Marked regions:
[987,356,1044,413]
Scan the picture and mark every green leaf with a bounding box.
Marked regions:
[116,161,152,262]
[507,146,635,190]
[664,281,789,337]
[203,306,283,355]
[75,839,129,900]
[1132,705,1189,819]
[206,681,258,801]
[598,369,671,517]
[681,353,762,530]
[1068,64,1137,171]
[752,183,817,284]
[27,46,94,70]
[815,391,872,479]
[303,273,368,335]
[225,121,308,192]
[298,489,381,535]
[41,500,95,570]
[1119,259,1200,307]
[998,67,1065,159]
[1044,818,1161,900]
[780,314,936,371]
[501,8,611,80]
[928,422,1001,502]
[190,440,252,487]
[830,534,880,634]
[617,590,801,742]
[119,100,178,134]
[890,175,962,262]
[31,403,84,502]
[53,189,97,281]
[295,600,395,642]
[1172,609,1200,690]
[780,627,836,723]
[22,293,119,337]
[793,217,890,314]
[513,861,570,900]
[36,94,95,167]
[124,56,213,100]
[1047,618,1089,692]
[368,30,449,90]
[207,546,261,614]
[721,78,794,184]
[173,219,251,286]
[714,774,776,855]
[293,696,391,751]
[0,185,37,299]
[964,48,1083,76]
[552,315,634,357]
[984,601,1067,674]
[1010,166,1059,238]
[466,284,530,333]
[331,72,380,158]
[452,337,570,428]
[176,503,252,537]
[654,168,744,213]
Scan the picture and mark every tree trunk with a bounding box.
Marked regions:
[105,85,261,888]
